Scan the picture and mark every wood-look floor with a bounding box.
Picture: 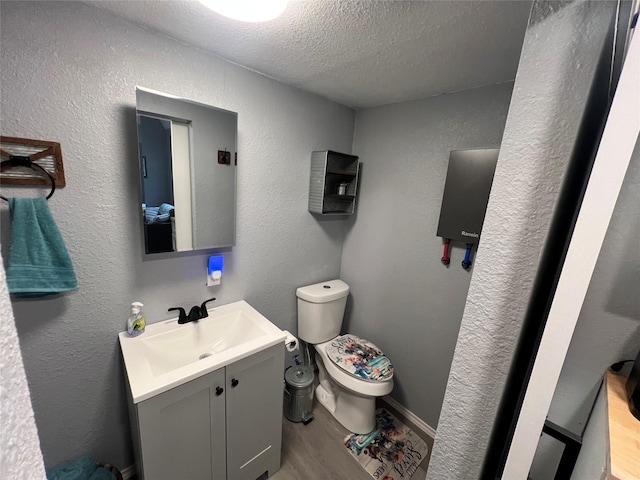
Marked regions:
[272,400,432,480]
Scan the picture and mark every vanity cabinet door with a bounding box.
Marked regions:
[136,369,227,480]
[225,344,285,480]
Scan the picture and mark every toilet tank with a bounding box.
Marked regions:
[296,279,349,344]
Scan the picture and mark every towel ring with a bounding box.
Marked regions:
[0,156,56,201]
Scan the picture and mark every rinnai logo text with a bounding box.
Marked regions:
[461,231,479,238]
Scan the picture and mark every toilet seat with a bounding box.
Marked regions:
[316,336,394,397]
[324,334,393,381]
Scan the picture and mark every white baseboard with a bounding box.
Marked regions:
[121,464,136,479]
[382,395,437,440]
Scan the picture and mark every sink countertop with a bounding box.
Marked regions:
[119,300,286,403]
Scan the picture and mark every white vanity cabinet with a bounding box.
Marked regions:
[128,344,285,480]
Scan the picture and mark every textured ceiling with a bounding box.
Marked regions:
[90,0,532,109]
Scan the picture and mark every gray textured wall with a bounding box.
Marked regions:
[427,1,618,478]
[0,1,354,469]
[0,259,45,480]
[341,83,513,429]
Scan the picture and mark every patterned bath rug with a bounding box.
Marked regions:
[344,408,429,480]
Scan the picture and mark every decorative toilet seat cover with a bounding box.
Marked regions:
[325,334,394,382]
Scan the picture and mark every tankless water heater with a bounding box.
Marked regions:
[436,148,499,245]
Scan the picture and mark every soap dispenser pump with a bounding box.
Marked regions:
[128,302,146,337]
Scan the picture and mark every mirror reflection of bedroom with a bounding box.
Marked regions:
[138,115,178,254]
[138,113,196,254]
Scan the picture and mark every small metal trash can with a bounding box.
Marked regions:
[284,365,314,424]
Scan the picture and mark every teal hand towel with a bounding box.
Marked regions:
[7,197,78,295]
[89,466,117,480]
[46,455,97,480]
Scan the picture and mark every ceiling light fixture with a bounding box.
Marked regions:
[198,0,288,23]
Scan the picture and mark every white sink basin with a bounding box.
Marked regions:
[119,300,285,403]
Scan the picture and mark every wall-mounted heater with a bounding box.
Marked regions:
[436,148,499,269]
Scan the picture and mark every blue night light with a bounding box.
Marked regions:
[207,255,224,286]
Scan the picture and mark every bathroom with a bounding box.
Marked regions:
[2,1,639,479]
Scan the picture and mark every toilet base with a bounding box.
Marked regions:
[316,360,376,434]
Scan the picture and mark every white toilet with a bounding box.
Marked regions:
[296,279,394,434]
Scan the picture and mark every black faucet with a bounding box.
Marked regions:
[168,298,216,324]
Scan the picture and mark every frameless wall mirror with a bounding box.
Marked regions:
[136,87,237,254]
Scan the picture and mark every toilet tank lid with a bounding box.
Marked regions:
[296,279,349,303]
